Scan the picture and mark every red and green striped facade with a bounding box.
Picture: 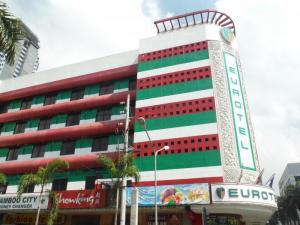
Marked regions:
[134,41,223,186]
[0,17,260,203]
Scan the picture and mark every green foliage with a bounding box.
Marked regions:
[47,192,59,225]
[0,173,6,185]
[18,159,69,225]
[269,185,300,224]
[0,1,24,65]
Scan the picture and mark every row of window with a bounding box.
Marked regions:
[0,176,97,194]
[1,104,136,135]
[5,136,110,161]
[0,79,136,114]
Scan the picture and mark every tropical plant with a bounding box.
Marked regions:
[18,159,69,225]
[0,172,6,185]
[269,185,300,225]
[98,153,140,225]
[0,1,24,65]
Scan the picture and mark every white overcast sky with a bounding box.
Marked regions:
[5,0,300,192]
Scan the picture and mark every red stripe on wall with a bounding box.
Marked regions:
[0,65,137,102]
[134,176,223,186]
[137,66,211,90]
[138,41,208,62]
[0,119,134,147]
[0,91,136,123]
[133,134,219,157]
[135,97,215,120]
[0,152,119,175]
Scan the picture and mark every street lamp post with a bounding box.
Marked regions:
[137,117,170,225]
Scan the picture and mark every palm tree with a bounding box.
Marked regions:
[0,1,24,65]
[18,159,69,225]
[0,172,6,185]
[98,153,140,225]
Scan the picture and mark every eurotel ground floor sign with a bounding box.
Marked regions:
[211,184,277,207]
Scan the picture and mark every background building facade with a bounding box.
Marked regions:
[279,162,300,195]
[0,23,39,80]
[0,10,276,225]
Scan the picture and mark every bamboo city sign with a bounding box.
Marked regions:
[0,193,49,211]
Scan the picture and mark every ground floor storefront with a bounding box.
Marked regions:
[0,183,277,225]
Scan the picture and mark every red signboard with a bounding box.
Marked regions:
[55,189,106,209]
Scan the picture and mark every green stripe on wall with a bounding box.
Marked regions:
[135,111,216,132]
[138,50,209,72]
[136,78,212,100]
[0,148,8,157]
[135,150,221,171]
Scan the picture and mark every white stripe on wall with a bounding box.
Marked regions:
[44,151,60,158]
[31,103,44,108]
[18,154,31,160]
[79,119,95,125]
[84,93,99,99]
[134,123,217,143]
[136,89,213,108]
[108,143,124,152]
[75,147,91,155]
[137,59,210,79]
[7,108,19,113]
[0,157,6,162]
[111,114,126,120]
[67,181,86,190]
[6,185,18,194]
[25,127,38,133]
[139,166,223,182]
[114,88,128,93]
[50,123,65,129]
[56,98,70,104]
[0,131,14,136]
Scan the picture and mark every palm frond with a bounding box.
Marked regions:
[0,173,6,185]
[17,174,42,196]
[47,191,59,225]
[0,1,25,65]
[43,159,69,183]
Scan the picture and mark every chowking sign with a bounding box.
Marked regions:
[0,193,49,211]
[223,52,256,171]
[211,184,277,207]
[57,189,106,209]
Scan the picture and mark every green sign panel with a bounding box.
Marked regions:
[223,52,256,171]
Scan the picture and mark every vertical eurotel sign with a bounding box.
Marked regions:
[223,52,256,170]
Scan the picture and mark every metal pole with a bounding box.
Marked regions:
[120,94,130,225]
[154,150,158,225]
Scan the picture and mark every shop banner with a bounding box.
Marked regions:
[3,214,65,224]
[56,189,106,209]
[127,183,210,206]
[211,184,277,207]
[0,193,49,211]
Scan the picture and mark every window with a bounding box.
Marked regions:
[6,147,19,161]
[31,144,46,158]
[66,113,80,126]
[21,98,32,110]
[92,136,108,152]
[0,104,7,114]
[71,88,84,101]
[44,93,56,105]
[14,121,26,134]
[60,140,75,155]
[96,107,111,122]
[85,176,96,190]
[52,178,68,191]
[38,117,51,130]
[100,83,114,95]
[0,183,7,194]
[24,184,35,193]
[129,79,136,90]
